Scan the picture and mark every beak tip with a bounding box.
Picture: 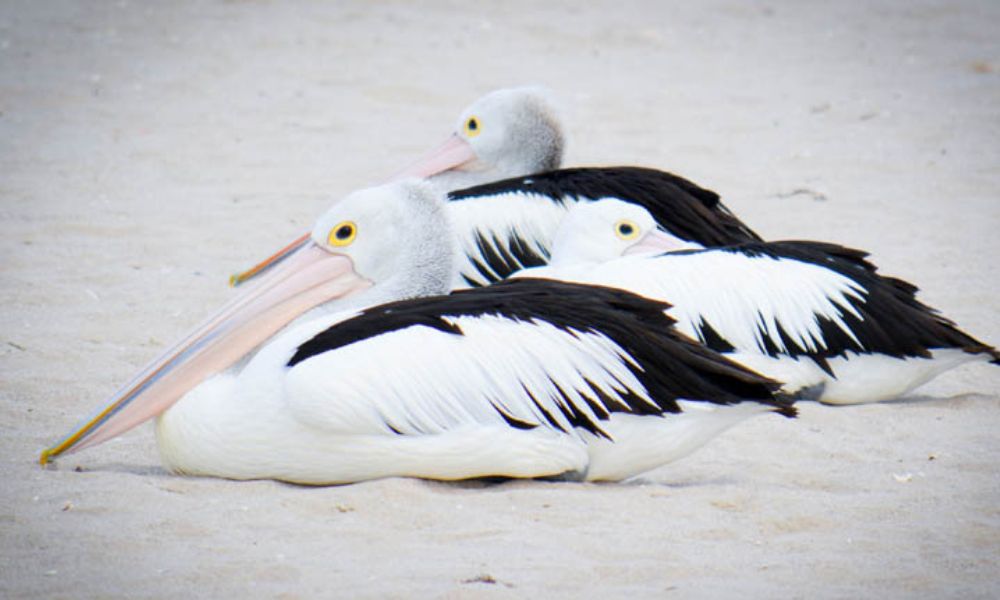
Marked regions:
[39,448,54,466]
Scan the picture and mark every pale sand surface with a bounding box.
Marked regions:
[1,1,998,598]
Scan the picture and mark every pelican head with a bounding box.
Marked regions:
[308,179,452,305]
[40,180,450,464]
[548,199,700,266]
[394,86,565,187]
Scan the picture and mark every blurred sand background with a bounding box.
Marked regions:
[1,1,998,597]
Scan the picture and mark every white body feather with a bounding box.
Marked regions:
[447,190,572,287]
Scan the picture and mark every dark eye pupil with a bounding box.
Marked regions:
[619,224,634,235]
[468,119,478,131]
[336,225,353,240]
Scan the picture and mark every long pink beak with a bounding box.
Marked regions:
[624,229,702,256]
[40,242,372,464]
[389,133,477,180]
[229,135,477,288]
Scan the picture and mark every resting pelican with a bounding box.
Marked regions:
[517,199,1000,405]
[41,182,795,484]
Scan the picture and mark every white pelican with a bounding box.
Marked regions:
[517,199,1000,405]
[40,182,796,484]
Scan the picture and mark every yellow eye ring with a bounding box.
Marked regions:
[328,221,357,247]
[463,116,482,138]
[614,219,640,241]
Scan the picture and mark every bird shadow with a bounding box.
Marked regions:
[414,472,738,494]
[886,391,992,406]
[807,391,992,410]
[43,461,173,479]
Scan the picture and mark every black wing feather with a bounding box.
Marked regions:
[708,241,1000,364]
[448,166,763,246]
[289,279,795,423]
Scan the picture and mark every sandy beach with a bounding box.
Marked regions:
[1,1,998,597]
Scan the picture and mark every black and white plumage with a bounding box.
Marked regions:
[521,199,1000,404]
[42,182,794,484]
[445,166,762,287]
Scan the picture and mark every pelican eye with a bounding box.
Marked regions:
[328,221,357,247]
[614,219,639,240]
[463,116,481,138]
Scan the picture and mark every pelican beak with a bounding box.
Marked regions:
[624,228,700,256]
[40,241,372,465]
[229,135,476,288]
[389,133,478,180]
[229,233,311,287]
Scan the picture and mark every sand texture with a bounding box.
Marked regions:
[1,1,998,598]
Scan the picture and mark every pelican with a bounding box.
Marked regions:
[41,182,795,484]
[232,89,761,290]
[516,199,1000,405]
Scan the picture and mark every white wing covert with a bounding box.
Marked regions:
[284,314,655,439]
